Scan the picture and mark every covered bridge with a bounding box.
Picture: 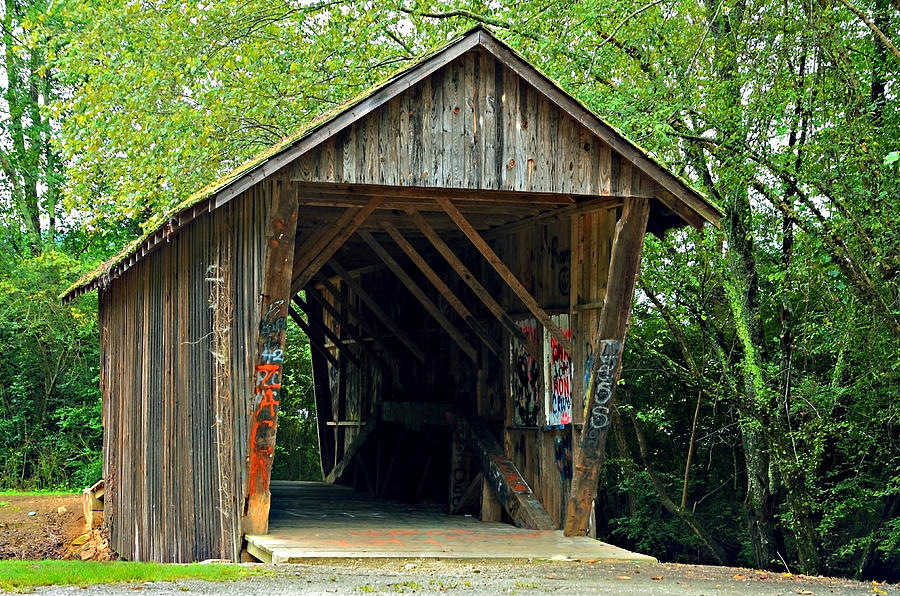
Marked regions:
[63,26,720,563]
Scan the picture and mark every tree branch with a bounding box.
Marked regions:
[835,0,900,63]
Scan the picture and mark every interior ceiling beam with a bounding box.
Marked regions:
[407,209,542,364]
[304,289,387,369]
[309,276,407,370]
[359,230,478,363]
[287,306,339,369]
[436,197,572,351]
[290,196,384,295]
[326,258,425,365]
[381,221,502,358]
[296,193,554,213]
[293,182,576,205]
[483,196,624,238]
[291,294,362,369]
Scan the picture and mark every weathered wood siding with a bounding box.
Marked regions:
[496,208,617,527]
[292,51,655,197]
[99,184,271,562]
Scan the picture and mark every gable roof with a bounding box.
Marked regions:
[62,25,721,302]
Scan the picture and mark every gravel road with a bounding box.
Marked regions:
[27,558,899,595]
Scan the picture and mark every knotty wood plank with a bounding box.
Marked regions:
[359,230,477,362]
[242,179,299,536]
[437,197,571,350]
[474,30,720,225]
[381,221,501,357]
[564,197,650,537]
[448,412,555,530]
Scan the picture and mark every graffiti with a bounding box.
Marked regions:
[581,340,620,450]
[248,312,287,496]
[549,236,571,297]
[554,435,572,480]
[510,319,540,426]
[487,455,530,507]
[449,434,471,512]
[546,314,573,427]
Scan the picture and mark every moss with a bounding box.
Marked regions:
[62,24,718,301]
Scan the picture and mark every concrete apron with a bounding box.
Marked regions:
[245,481,656,564]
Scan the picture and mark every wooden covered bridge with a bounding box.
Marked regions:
[63,26,720,562]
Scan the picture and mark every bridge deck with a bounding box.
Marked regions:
[244,481,657,564]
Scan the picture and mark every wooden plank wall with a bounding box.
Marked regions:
[291,51,655,198]
[496,209,617,527]
[99,184,271,562]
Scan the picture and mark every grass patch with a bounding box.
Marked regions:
[0,560,266,592]
[0,490,79,497]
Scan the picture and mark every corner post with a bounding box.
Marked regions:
[242,179,299,535]
[564,197,650,536]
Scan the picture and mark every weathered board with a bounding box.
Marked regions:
[291,52,656,199]
[100,184,271,562]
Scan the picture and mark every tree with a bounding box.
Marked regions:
[0,0,65,257]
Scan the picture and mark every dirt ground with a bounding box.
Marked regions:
[0,493,84,560]
[2,494,899,594]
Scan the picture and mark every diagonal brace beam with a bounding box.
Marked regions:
[291,196,384,294]
[381,221,502,358]
[360,231,477,363]
[327,259,425,365]
[437,197,571,351]
[408,209,542,364]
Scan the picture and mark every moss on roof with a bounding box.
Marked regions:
[63,24,719,301]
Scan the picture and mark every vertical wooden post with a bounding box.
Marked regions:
[242,179,299,536]
[564,197,650,537]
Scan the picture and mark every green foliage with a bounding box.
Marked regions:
[0,251,101,489]
[0,0,897,581]
[0,559,266,591]
[271,316,322,482]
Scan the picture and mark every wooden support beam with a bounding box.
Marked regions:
[564,197,650,537]
[452,473,483,515]
[313,274,406,369]
[359,230,478,363]
[291,209,355,282]
[437,197,571,351]
[327,259,425,364]
[484,196,623,238]
[449,427,475,514]
[324,416,378,485]
[291,196,384,294]
[304,289,385,367]
[408,209,542,363]
[447,412,555,530]
[293,182,575,206]
[291,295,362,369]
[288,306,339,369]
[242,179,299,536]
[290,305,336,477]
[381,221,502,358]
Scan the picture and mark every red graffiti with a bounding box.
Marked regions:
[255,363,281,417]
[248,419,275,494]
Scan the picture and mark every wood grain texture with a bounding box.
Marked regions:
[564,197,650,537]
[290,54,655,201]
